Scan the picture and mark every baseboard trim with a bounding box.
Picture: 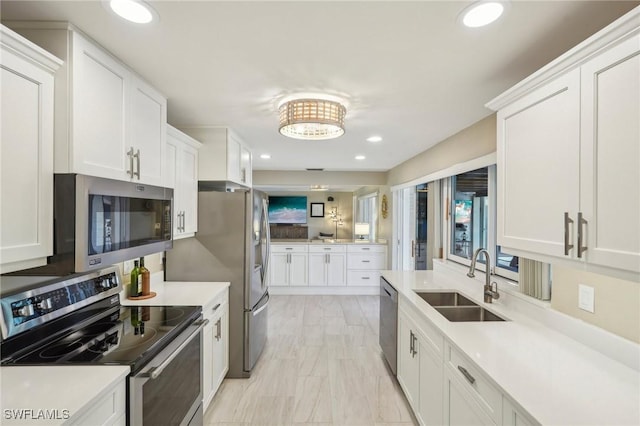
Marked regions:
[269,286,380,295]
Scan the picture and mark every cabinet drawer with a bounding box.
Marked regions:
[308,244,346,253]
[347,244,386,253]
[447,343,502,423]
[271,245,308,253]
[347,270,380,286]
[347,253,386,270]
[68,380,125,426]
[204,288,229,321]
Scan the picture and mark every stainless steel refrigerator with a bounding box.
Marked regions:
[165,184,270,378]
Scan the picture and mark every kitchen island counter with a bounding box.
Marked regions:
[382,263,640,425]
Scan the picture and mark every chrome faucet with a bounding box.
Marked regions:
[467,248,500,303]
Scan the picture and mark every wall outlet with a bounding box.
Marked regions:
[123,259,135,276]
[578,284,595,313]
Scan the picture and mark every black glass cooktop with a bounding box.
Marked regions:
[2,304,201,374]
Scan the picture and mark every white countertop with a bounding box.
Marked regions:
[381,268,640,425]
[0,365,129,425]
[271,239,387,245]
[119,276,229,307]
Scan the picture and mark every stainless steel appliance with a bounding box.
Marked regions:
[380,276,398,375]
[165,185,270,378]
[0,267,205,426]
[22,174,173,275]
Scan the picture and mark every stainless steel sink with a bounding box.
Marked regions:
[435,306,505,322]
[413,290,507,322]
[414,291,476,307]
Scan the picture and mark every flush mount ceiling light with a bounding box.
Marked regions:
[309,185,329,191]
[460,1,505,28]
[260,154,271,159]
[355,155,366,160]
[278,97,346,140]
[107,0,157,24]
[366,136,383,143]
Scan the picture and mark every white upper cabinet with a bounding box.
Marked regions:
[0,25,62,273]
[166,125,202,239]
[579,34,640,273]
[9,23,167,186]
[487,9,640,279]
[185,127,252,188]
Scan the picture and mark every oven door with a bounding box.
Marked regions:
[129,318,207,426]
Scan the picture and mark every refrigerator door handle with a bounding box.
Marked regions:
[262,197,271,287]
[252,292,270,316]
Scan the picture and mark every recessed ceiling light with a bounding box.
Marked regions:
[310,185,329,191]
[461,1,505,28]
[107,0,157,24]
[260,154,271,159]
[355,155,366,160]
[366,136,383,143]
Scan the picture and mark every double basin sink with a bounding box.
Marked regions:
[414,291,506,322]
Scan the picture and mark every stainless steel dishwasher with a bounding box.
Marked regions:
[379,276,398,375]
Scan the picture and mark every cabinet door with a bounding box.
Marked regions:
[130,75,166,186]
[71,32,129,180]
[202,316,215,409]
[0,43,54,272]
[165,137,182,238]
[445,372,494,426]
[497,69,580,258]
[308,253,328,286]
[418,341,443,425]
[327,253,346,286]
[240,145,252,187]
[397,312,419,411]
[181,144,199,234]
[580,34,640,273]
[226,134,242,184]
[289,253,309,286]
[211,303,229,394]
[269,253,289,286]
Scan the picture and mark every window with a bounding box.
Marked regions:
[445,165,519,280]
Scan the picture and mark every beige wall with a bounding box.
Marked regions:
[551,266,640,343]
[387,114,496,186]
[267,191,354,240]
[119,252,164,285]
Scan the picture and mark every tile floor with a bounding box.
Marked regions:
[204,295,417,426]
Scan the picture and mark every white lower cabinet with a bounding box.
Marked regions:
[269,245,308,286]
[398,301,444,426]
[203,288,229,411]
[68,379,126,426]
[308,245,346,286]
[503,398,536,426]
[445,372,494,426]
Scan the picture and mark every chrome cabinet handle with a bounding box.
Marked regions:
[215,318,222,341]
[211,303,221,312]
[458,365,476,385]
[133,149,141,179]
[127,147,135,178]
[564,212,574,256]
[409,331,414,355]
[577,212,588,258]
[182,211,186,232]
[142,319,208,380]
[362,260,370,263]
[412,334,417,357]
[362,277,370,280]
[362,247,370,251]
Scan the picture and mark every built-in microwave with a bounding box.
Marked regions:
[37,174,173,275]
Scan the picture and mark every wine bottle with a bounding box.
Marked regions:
[139,257,150,296]
[130,260,140,297]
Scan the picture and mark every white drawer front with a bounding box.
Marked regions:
[308,244,346,253]
[347,270,380,286]
[347,244,386,253]
[204,289,229,321]
[271,245,308,253]
[447,344,502,423]
[347,253,386,270]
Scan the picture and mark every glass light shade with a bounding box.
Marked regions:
[279,99,346,140]
[462,2,504,28]
[355,222,370,238]
[109,0,155,23]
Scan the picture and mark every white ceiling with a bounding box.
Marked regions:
[2,1,637,172]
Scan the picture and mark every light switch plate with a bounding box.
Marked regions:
[578,284,595,313]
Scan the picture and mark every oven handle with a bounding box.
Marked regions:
[141,318,209,380]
